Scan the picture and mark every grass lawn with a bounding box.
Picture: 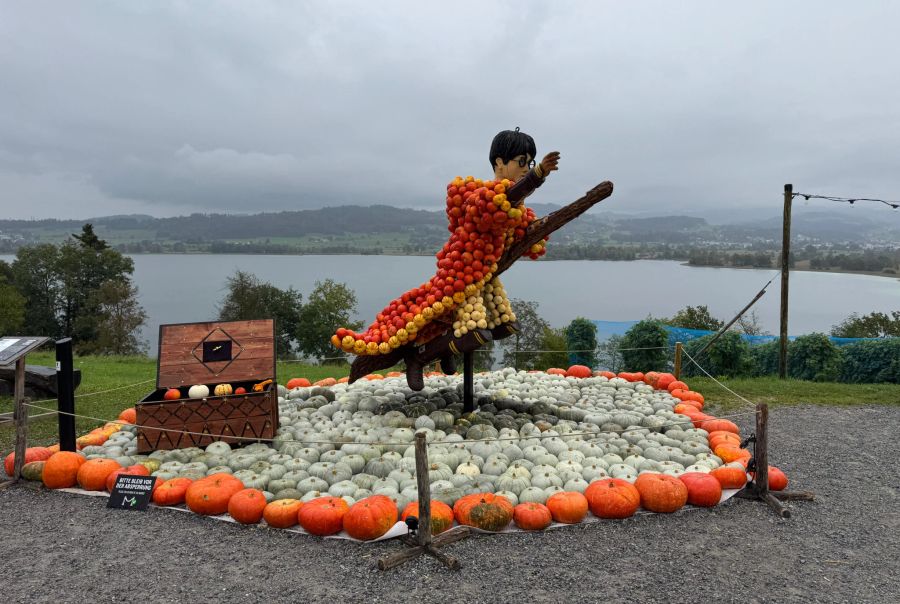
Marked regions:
[2,352,898,453]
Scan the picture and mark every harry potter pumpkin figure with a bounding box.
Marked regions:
[333,128,563,390]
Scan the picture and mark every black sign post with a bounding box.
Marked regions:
[55,338,76,452]
[107,475,157,511]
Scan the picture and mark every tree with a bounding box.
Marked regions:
[218,270,303,358]
[11,244,61,337]
[297,279,362,362]
[83,280,148,355]
[620,319,670,372]
[831,311,900,338]
[566,317,598,367]
[536,327,569,370]
[72,223,108,251]
[0,276,25,335]
[735,309,768,336]
[498,299,550,370]
[596,334,625,373]
[666,305,724,331]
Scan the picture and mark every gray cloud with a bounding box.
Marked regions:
[1,1,899,220]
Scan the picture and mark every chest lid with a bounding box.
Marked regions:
[156,319,276,389]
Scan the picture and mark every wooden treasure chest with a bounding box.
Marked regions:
[136,319,279,453]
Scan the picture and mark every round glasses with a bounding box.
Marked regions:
[516,156,536,169]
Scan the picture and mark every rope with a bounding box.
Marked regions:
[72,379,155,399]
[680,349,759,408]
[793,192,900,210]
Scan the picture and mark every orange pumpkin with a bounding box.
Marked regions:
[117,407,137,423]
[453,493,514,532]
[655,373,676,390]
[546,491,588,524]
[546,368,567,376]
[152,477,193,506]
[42,451,87,489]
[700,418,740,434]
[708,430,741,448]
[643,371,661,387]
[750,466,789,491]
[299,497,351,535]
[285,377,312,389]
[674,403,703,416]
[513,502,552,531]
[401,500,454,535]
[678,472,723,507]
[313,377,337,387]
[263,499,304,528]
[337,376,350,383]
[634,473,688,513]
[710,466,748,489]
[344,495,399,540]
[386,371,404,378]
[77,459,123,491]
[228,488,268,524]
[667,380,689,392]
[185,473,244,515]
[584,478,640,519]
[598,371,617,379]
[4,446,53,476]
[713,444,752,464]
[565,365,592,379]
[105,464,151,492]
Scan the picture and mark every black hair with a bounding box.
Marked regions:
[489,127,536,169]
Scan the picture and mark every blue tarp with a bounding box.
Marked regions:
[591,320,888,347]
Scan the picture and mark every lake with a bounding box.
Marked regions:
[2,254,898,354]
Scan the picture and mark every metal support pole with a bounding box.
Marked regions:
[463,351,475,413]
[56,338,76,452]
[779,184,792,379]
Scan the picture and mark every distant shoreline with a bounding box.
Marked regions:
[678,261,900,281]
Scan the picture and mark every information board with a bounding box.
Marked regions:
[0,336,50,366]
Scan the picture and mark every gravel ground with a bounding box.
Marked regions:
[1,404,898,604]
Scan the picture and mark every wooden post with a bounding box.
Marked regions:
[735,402,814,516]
[56,338,76,452]
[779,184,792,379]
[463,351,475,413]
[414,432,432,547]
[673,342,683,379]
[12,358,27,481]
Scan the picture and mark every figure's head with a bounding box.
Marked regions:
[489,127,536,181]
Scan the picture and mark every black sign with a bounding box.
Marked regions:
[107,475,157,511]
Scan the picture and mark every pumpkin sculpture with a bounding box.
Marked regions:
[299,497,350,536]
[634,473,688,513]
[546,491,588,524]
[42,451,87,489]
[453,493,514,532]
[185,473,244,515]
[513,502,552,531]
[228,488,268,524]
[344,495,399,540]
[584,478,640,519]
[401,500,454,535]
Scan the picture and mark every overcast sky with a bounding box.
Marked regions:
[2,1,900,221]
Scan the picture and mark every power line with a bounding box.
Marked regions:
[792,192,899,210]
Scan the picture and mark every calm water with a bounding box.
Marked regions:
[3,254,898,354]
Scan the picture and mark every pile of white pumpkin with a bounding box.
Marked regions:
[82,369,727,510]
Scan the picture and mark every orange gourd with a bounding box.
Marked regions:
[300,497,351,535]
[228,489,268,524]
[185,473,244,515]
[565,365,592,378]
[545,491,589,524]
[710,466,748,489]
[153,477,194,506]
[584,478,641,519]
[513,502,552,531]
[678,472,723,507]
[4,446,53,476]
[400,500,454,535]
[42,451,87,489]
[263,499,304,528]
[344,495,399,540]
[634,473,688,513]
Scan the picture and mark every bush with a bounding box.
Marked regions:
[620,320,670,372]
[566,318,598,368]
[681,332,753,378]
[749,340,780,376]
[788,333,842,381]
[839,339,900,383]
